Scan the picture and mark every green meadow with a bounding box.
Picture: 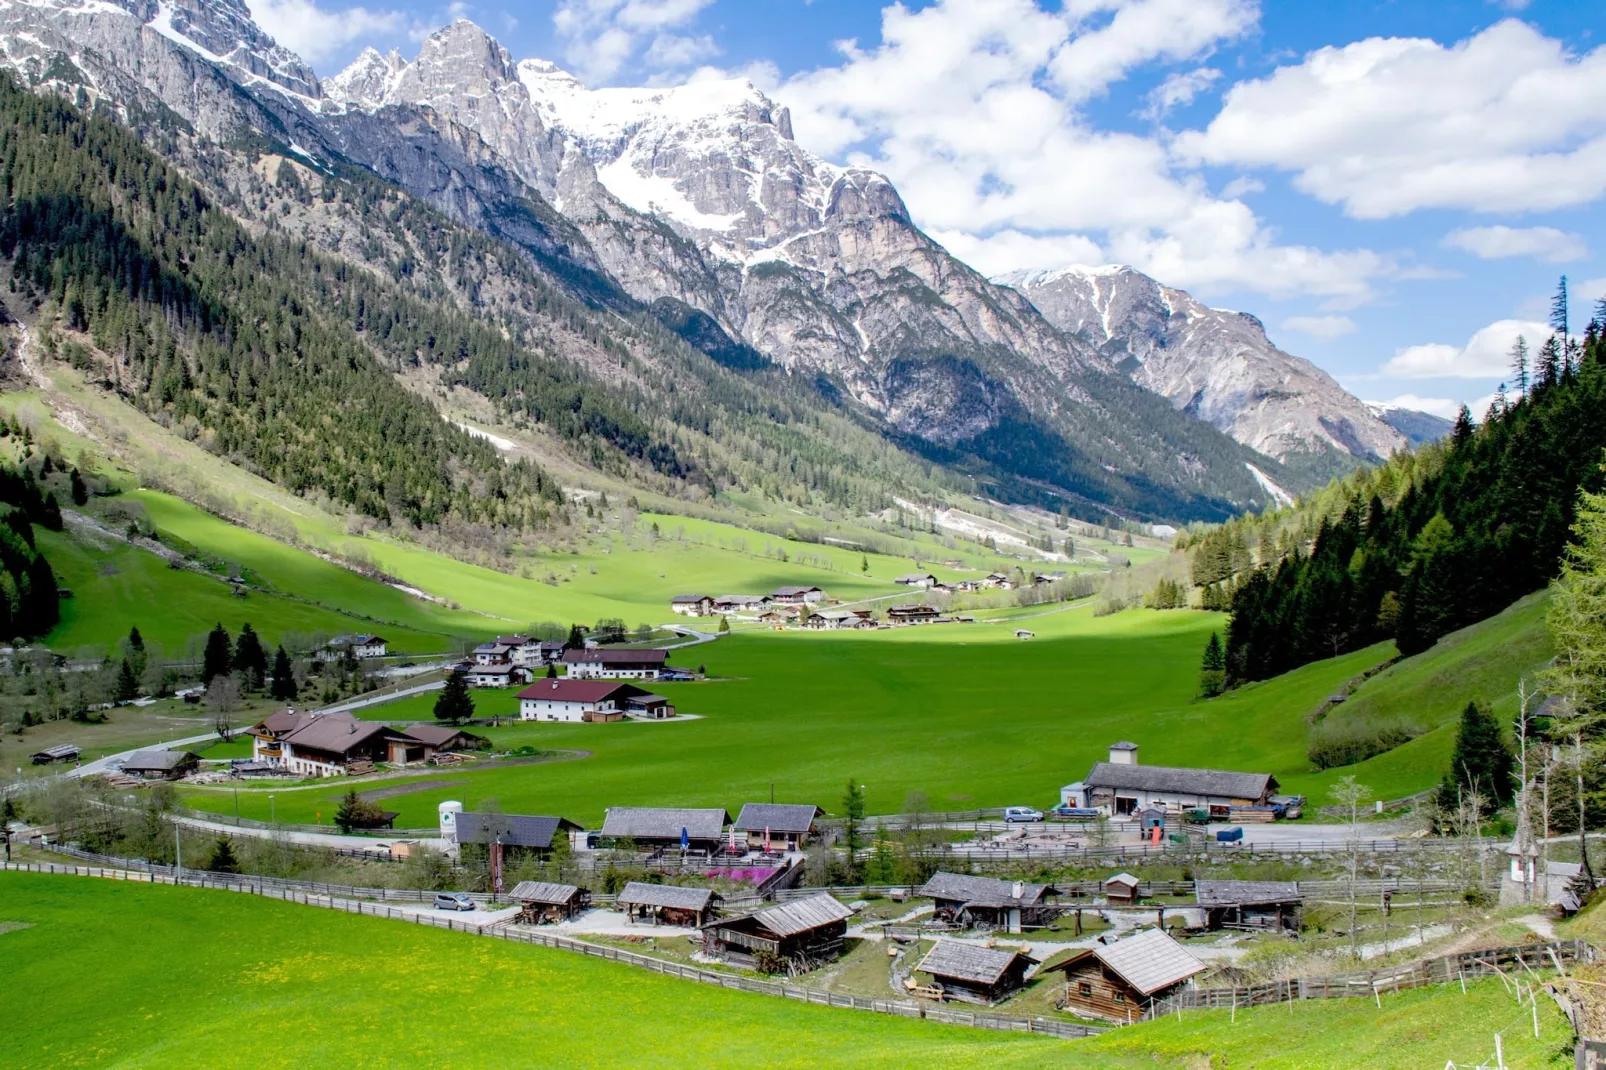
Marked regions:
[182,601,1478,828]
[0,874,1569,1069]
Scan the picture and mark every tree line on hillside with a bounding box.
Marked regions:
[1210,280,1606,687]
[0,448,62,640]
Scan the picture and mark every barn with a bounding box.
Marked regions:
[509,881,590,924]
[916,940,1038,1004]
[701,893,855,971]
[918,871,1055,933]
[1195,880,1304,931]
[616,882,722,927]
[1041,928,1206,1022]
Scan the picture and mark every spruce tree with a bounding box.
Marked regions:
[1510,335,1529,395]
[202,624,233,684]
[269,645,298,702]
[1551,275,1570,339]
[1436,702,1514,812]
[434,671,475,724]
[207,837,241,874]
[233,623,267,690]
[114,658,139,703]
[1199,632,1226,697]
[69,467,88,506]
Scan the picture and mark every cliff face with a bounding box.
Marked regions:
[1000,265,1407,465]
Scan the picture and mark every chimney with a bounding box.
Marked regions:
[1011,880,1024,900]
[1109,741,1138,765]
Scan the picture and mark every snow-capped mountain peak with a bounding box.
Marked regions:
[321,45,406,111]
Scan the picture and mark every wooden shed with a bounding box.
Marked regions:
[732,803,824,851]
[915,940,1038,1004]
[1103,872,1141,905]
[917,871,1056,933]
[1041,928,1206,1023]
[701,893,855,971]
[120,749,199,780]
[1195,880,1303,932]
[29,744,79,765]
[509,880,590,924]
[616,882,722,927]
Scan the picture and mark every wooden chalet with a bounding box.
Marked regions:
[1103,872,1141,905]
[1041,928,1206,1022]
[888,604,940,624]
[600,807,730,852]
[120,749,199,780]
[453,812,581,861]
[616,882,722,926]
[1194,880,1303,931]
[770,585,824,606]
[916,940,1037,1004]
[732,803,823,851]
[275,712,391,777]
[1076,741,1277,817]
[670,594,715,616]
[701,893,855,970]
[509,881,590,924]
[29,744,79,765]
[918,872,1055,933]
[385,724,488,765]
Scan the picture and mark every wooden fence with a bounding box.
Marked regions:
[1,861,1103,1040]
[1142,940,1595,1020]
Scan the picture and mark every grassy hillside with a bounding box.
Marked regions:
[182,605,1409,827]
[0,874,1570,1069]
[0,873,1058,1069]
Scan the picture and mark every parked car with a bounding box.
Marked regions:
[1003,806,1044,823]
[1047,804,1099,822]
[434,893,476,911]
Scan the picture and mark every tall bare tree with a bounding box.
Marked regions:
[1329,775,1373,960]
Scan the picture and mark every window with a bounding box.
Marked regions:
[1114,992,1126,1003]
[1077,982,1092,998]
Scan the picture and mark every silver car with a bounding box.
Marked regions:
[434,893,476,911]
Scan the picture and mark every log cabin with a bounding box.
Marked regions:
[1041,928,1206,1023]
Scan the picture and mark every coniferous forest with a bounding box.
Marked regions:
[1220,288,1606,687]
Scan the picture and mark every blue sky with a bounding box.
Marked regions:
[249,0,1606,419]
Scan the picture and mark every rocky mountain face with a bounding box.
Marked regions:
[0,1,1310,520]
[1366,403,1453,446]
[999,265,1407,469]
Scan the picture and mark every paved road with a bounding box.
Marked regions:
[71,728,251,780]
[316,680,443,715]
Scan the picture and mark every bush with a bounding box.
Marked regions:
[1307,723,1419,770]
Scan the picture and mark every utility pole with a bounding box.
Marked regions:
[174,824,182,883]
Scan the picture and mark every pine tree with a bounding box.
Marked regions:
[40,491,61,531]
[1551,275,1570,339]
[232,623,267,690]
[114,658,139,703]
[1537,335,1562,388]
[565,623,585,649]
[207,837,241,874]
[269,645,298,701]
[202,623,233,684]
[860,554,868,573]
[1436,702,1514,812]
[434,671,475,724]
[1452,405,1474,446]
[127,626,144,652]
[1510,335,1529,395]
[1199,632,1226,697]
[69,467,87,506]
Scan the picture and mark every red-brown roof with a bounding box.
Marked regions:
[282,712,390,756]
[515,680,647,703]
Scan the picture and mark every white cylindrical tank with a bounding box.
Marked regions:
[439,800,464,859]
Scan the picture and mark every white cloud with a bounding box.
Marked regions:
[1176,20,1606,218]
[1141,66,1221,119]
[1220,176,1263,199]
[1282,314,1356,339]
[247,0,402,65]
[1380,318,1550,379]
[1442,225,1587,263]
[778,0,1390,302]
[553,0,717,82]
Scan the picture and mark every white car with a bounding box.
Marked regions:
[1003,806,1044,823]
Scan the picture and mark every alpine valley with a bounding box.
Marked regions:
[0,0,1425,524]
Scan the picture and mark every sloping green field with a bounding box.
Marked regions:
[0,875,1570,1069]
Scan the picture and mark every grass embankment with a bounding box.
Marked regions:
[185,604,1421,827]
[0,873,1058,1069]
[0,875,1572,1069]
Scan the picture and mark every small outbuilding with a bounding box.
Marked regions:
[1103,872,1141,905]
[701,893,855,970]
[29,744,79,765]
[1195,880,1304,932]
[916,940,1038,1004]
[732,803,824,851]
[509,881,590,924]
[451,812,581,862]
[120,749,200,780]
[918,871,1055,933]
[385,724,489,765]
[616,882,722,927]
[600,807,731,852]
[1041,927,1206,1022]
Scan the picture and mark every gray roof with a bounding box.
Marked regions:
[733,803,823,834]
[509,881,583,905]
[772,586,821,596]
[564,648,668,665]
[1195,880,1303,907]
[122,749,193,772]
[602,807,730,840]
[918,940,1036,985]
[31,744,79,759]
[670,594,711,603]
[616,882,719,911]
[918,871,1049,907]
[1084,760,1275,800]
[456,812,577,850]
[1088,928,1205,996]
[1104,872,1139,888]
[710,893,855,938]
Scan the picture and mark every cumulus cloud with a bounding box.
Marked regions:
[777,0,1390,301]
[1380,318,1551,379]
[1141,66,1221,120]
[1175,20,1606,218]
[553,0,717,82]
[1443,225,1587,262]
[1282,315,1356,340]
[247,0,402,65]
